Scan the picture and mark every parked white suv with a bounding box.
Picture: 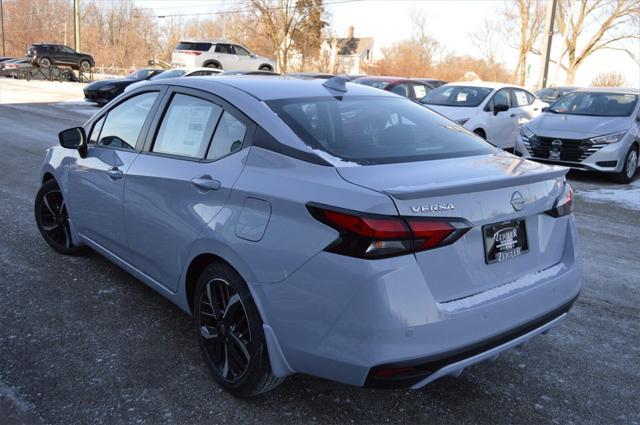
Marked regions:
[172,39,276,72]
[420,82,549,149]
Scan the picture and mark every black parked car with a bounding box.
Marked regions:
[83,68,164,106]
[26,43,94,71]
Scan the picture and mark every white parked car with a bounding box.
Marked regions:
[172,40,276,72]
[420,82,549,149]
[124,67,221,93]
[516,88,639,183]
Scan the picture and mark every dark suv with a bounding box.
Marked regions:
[27,44,94,71]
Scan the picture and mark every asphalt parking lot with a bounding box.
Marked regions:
[0,80,638,424]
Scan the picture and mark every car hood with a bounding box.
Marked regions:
[422,104,478,121]
[85,78,134,90]
[528,113,631,138]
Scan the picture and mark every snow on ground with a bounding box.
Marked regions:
[0,78,98,119]
[575,179,640,210]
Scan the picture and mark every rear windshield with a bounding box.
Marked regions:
[267,96,496,165]
[421,85,493,107]
[548,92,638,117]
[175,42,212,52]
[150,69,186,80]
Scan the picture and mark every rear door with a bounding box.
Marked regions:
[123,86,252,291]
[214,43,238,69]
[485,88,517,148]
[67,90,163,258]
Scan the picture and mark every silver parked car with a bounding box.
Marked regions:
[172,39,275,72]
[35,76,580,397]
[516,87,640,183]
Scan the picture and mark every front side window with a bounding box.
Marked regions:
[89,115,106,145]
[268,96,496,165]
[391,84,409,97]
[214,44,233,54]
[153,94,222,158]
[512,89,532,107]
[490,89,510,109]
[95,92,158,150]
[206,112,247,160]
[421,85,493,107]
[548,92,638,117]
[411,83,428,99]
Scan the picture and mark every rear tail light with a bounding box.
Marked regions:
[307,204,471,259]
[545,182,574,217]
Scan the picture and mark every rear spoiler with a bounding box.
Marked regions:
[384,166,568,200]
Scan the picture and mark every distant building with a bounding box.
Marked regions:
[320,26,381,75]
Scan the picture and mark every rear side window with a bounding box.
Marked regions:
[411,83,428,99]
[175,42,212,51]
[206,112,247,160]
[95,92,158,150]
[267,96,495,165]
[153,94,222,158]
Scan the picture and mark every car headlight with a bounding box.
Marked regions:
[454,118,469,126]
[589,130,628,144]
[520,126,535,140]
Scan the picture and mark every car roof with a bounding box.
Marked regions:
[573,87,639,95]
[353,76,416,84]
[178,39,228,44]
[162,76,399,101]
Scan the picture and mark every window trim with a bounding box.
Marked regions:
[140,86,255,163]
[83,87,166,153]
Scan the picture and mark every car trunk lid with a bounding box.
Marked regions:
[337,153,570,302]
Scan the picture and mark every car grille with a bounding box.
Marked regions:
[523,136,606,163]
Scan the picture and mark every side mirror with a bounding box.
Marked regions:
[493,104,509,115]
[59,127,87,158]
[250,54,257,59]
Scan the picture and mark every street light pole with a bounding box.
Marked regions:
[1,0,6,57]
[538,0,558,89]
[73,0,80,51]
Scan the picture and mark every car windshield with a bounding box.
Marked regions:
[128,69,157,80]
[354,80,390,90]
[267,96,496,165]
[548,92,638,117]
[421,85,493,107]
[150,69,186,80]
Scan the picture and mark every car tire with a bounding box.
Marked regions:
[34,179,84,255]
[611,145,638,184]
[259,65,273,72]
[194,261,284,397]
[205,62,221,69]
[38,57,52,68]
[79,60,91,72]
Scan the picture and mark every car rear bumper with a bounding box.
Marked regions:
[252,217,581,388]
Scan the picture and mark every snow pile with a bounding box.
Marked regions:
[438,263,565,313]
[576,180,640,210]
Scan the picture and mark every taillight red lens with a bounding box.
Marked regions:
[545,183,574,217]
[308,204,471,259]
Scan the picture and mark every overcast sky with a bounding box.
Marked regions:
[136,0,640,87]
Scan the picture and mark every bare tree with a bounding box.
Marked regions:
[556,0,640,84]
[501,0,545,86]
[469,19,503,65]
[591,70,628,86]
[410,11,440,69]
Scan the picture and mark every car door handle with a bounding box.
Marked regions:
[191,177,220,191]
[107,167,124,180]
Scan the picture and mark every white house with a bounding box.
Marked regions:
[320,26,382,75]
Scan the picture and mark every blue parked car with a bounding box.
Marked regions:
[35,76,581,396]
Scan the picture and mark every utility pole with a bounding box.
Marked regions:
[73,0,80,51]
[1,0,6,57]
[538,0,558,89]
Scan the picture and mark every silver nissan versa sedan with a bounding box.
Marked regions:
[35,76,581,396]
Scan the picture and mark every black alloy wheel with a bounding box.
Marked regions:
[34,180,83,255]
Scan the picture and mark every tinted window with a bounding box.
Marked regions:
[268,96,495,165]
[549,92,638,117]
[96,92,158,150]
[61,46,75,54]
[421,85,492,107]
[512,89,532,107]
[153,94,222,158]
[206,112,247,160]
[214,44,233,54]
[175,42,212,51]
[491,89,510,108]
[391,84,409,97]
[234,45,251,56]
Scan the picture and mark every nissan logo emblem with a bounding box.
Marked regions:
[510,191,525,211]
